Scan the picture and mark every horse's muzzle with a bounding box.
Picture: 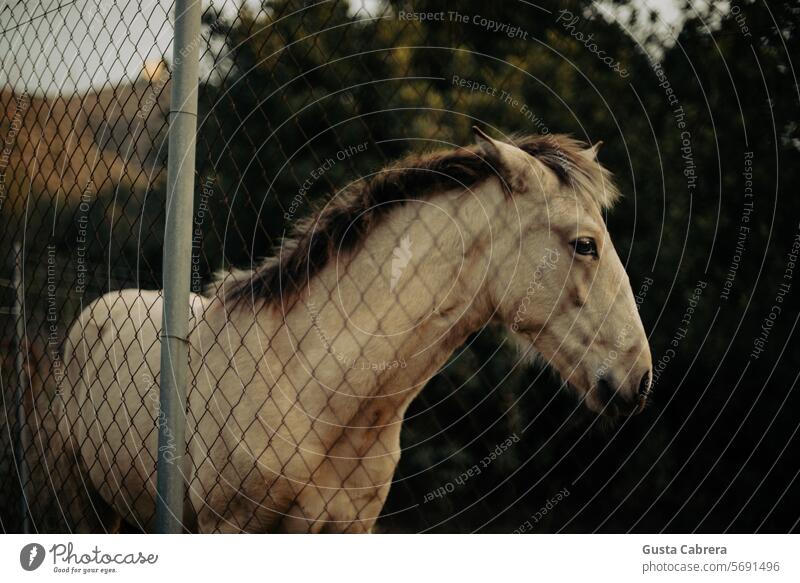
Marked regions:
[597,372,651,417]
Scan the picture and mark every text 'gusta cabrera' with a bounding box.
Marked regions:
[643,545,728,555]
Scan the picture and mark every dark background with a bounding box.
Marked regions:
[1,0,798,532]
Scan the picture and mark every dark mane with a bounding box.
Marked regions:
[212,133,615,306]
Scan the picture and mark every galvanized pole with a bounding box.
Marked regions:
[13,241,30,534]
[155,0,201,534]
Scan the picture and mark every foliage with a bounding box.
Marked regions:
[187,0,800,532]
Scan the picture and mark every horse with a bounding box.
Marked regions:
[57,127,653,533]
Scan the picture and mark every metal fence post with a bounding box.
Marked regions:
[12,241,30,534]
[155,0,201,534]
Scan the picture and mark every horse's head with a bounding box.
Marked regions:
[475,128,652,417]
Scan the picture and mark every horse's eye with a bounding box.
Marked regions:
[571,237,598,257]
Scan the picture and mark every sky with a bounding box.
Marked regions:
[0,0,696,95]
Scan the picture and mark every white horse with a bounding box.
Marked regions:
[58,128,652,533]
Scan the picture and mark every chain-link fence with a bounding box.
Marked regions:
[4,0,798,535]
[5,0,611,534]
[1,0,172,533]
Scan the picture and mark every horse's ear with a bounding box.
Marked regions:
[580,140,603,161]
[472,126,501,159]
[472,126,534,195]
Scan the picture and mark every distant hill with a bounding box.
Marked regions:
[0,64,170,211]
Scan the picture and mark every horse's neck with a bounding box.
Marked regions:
[290,180,506,419]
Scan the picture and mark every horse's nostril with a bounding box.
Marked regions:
[638,372,652,397]
[597,376,616,404]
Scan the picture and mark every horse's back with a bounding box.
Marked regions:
[62,288,169,530]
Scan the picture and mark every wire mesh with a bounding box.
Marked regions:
[0,0,172,533]
[1,0,565,534]
[0,0,713,535]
